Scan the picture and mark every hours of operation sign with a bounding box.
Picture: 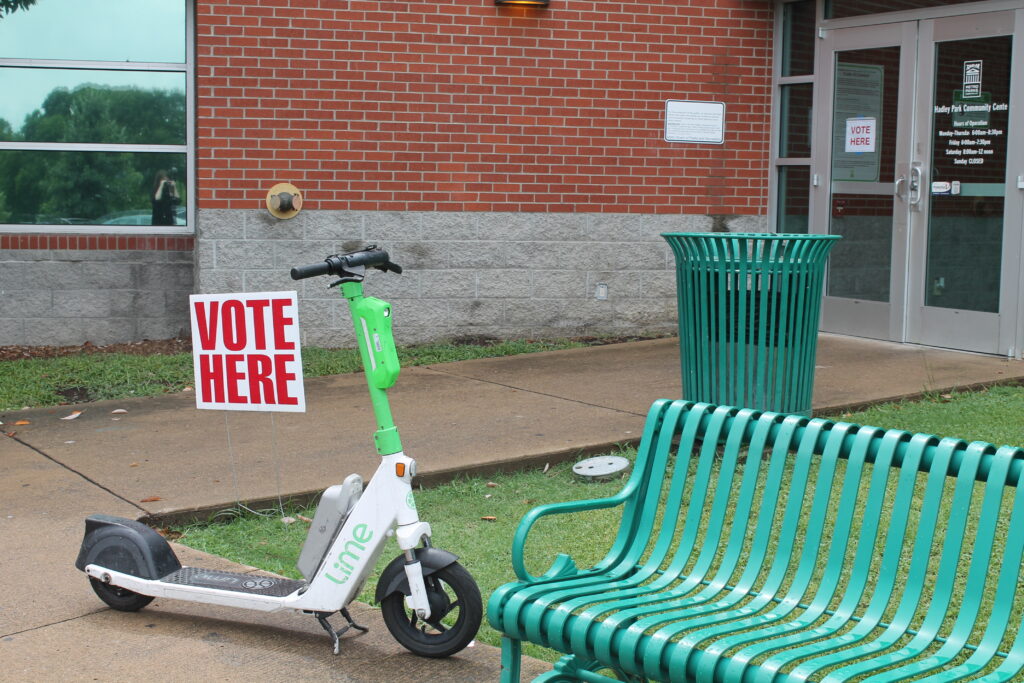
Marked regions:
[665,100,725,144]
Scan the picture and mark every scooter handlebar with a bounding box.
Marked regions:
[290,247,403,280]
[343,249,391,270]
[290,261,333,280]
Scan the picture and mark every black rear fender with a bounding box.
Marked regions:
[75,514,181,580]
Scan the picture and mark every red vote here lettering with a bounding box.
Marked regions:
[196,352,298,405]
[192,297,295,352]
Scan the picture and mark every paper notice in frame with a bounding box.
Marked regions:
[665,100,725,144]
[832,63,884,182]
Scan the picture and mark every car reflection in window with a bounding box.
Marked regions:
[96,207,186,226]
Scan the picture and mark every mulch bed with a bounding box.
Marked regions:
[0,333,670,362]
[0,338,192,362]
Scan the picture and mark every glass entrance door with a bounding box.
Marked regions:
[907,13,1023,354]
[815,11,1024,355]
[816,22,916,342]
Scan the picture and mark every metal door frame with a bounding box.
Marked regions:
[813,21,917,343]
[813,8,1024,356]
[906,10,1024,355]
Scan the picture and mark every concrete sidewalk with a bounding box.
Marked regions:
[2,334,1023,681]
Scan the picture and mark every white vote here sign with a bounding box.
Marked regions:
[189,291,306,412]
[845,117,876,153]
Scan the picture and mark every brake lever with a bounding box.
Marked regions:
[375,261,403,275]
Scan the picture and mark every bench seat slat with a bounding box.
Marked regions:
[729,430,930,679]
[705,428,909,680]
[487,401,1024,683]
[785,442,991,683]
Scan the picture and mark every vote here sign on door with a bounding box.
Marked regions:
[189,291,306,412]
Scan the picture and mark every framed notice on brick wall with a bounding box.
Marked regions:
[665,100,726,144]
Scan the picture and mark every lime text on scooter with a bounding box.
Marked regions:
[325,524,374,584]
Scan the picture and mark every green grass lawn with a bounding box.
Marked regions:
[0,337,593,411]
[172,385,1024,664]
[835,384,1024,447]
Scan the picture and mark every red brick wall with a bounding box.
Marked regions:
[195,0,773,215]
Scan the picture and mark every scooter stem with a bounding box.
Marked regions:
[338,280,404,455]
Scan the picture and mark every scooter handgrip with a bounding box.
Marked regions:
[290,261,332,280]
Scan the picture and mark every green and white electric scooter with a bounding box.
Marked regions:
[76,246,482,658]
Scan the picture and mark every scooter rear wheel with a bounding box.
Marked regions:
[89,577,154,612]
[380,561,481,658]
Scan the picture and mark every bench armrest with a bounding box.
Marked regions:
[511,492,631,582]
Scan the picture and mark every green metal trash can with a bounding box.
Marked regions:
[663,232,840,416]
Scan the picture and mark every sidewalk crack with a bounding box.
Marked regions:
[5,435,149,516]
[1,608,108,640]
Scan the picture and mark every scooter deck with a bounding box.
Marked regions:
[162,567,305,598]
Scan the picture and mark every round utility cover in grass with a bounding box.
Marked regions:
[572,455,630,482]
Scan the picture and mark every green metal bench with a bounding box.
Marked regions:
[487,400,1024,682]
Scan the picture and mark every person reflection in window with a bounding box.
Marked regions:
[151,169,180,225]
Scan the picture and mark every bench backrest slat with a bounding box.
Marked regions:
[491,400,1024,682]
[611,401,1024,677]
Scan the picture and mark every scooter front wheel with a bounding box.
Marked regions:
[380,561,481,658]
[89,577,154,612]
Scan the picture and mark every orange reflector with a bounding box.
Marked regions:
[395,463,406,477]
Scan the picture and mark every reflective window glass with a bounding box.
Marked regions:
[776,166,810,233]
[0,0,186,63]
[827,193,893,302]
[782,1,816,77]
[0,69,185,144]
[779,83,813,157]
[825,0,988,20]
[0,151,187,226]
[831,47,901,184]
[924,35,1012,313]
[826,45,902,303]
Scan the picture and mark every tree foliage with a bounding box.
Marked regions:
[22,85,185,146]
[0,0,36,18]
[0,84,186,223]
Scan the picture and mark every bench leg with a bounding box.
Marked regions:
[534,655,597,682]
[540,655,652,682]
[500,635,523,683]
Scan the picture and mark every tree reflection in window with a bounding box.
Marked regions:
[0,0,188,229]
[0,83,185,145]
[0,150,186,225]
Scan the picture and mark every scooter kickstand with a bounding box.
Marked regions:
[315,609,370,655]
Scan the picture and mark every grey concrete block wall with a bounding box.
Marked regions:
[0,211,771,348]
[195,209,768,347]
[0,246,194,346]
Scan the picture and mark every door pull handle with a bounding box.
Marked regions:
[909,165,924,209]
